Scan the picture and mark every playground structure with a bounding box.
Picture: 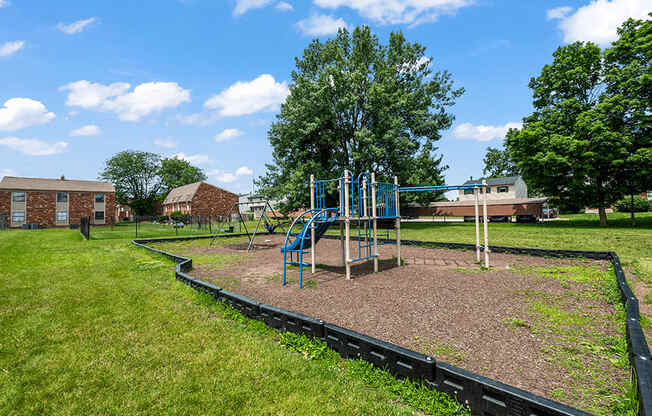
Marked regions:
[210,200,286,251]
[281,171,491,288]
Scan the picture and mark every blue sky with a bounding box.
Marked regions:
[1,0,649,196]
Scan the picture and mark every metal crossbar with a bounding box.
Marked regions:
[399,184,482,193]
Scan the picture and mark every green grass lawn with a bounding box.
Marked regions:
[392,212,652,282]
[91,220,267,240]
[0,228,464,415]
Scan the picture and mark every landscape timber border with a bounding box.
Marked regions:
[132,233,652,416]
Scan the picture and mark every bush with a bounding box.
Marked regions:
[615,195,650,213]
[169,211,190,223]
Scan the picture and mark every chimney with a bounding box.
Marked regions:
[60,175,65,181]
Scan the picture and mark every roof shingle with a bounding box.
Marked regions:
[0,176,114,192]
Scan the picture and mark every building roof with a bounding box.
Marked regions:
[0,176,114,193]
[430,197,547,207]
[163,182,236,204]
[462,175,521,186]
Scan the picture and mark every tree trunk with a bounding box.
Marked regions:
[598,206,608,227]
[631,193,636,227]
[597,178,608,227]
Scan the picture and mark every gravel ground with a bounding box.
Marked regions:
[157,234,628,413]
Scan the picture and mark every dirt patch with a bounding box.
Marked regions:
[153,235,629,415]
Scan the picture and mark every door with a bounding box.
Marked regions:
[10,191,26,227]
[56,192,69,226]
[93,193,105,225]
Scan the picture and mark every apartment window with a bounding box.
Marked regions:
[463,189,473,195]
[12,212,25,223]
[56,212,67,221]
[497,186,508,193]
[95,194,105,203]
[57,192,68,203]
[94,211,104,221]
[12,192,25,202]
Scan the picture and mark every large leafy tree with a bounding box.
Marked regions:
[604,15,652,225]
[100,150,162,215]
[257,26,463,211]
[482,146,518,178]
[159,157,207,194]
[505,26,651,227]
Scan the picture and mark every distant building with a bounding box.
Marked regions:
[162,182,238,218]
[404,175,547,221]
[641,191,652,201]
[115,203,133,222]
[0,176,115,228]
[239,193,282,219]
[459,176,528,201]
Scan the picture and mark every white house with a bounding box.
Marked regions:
[459,176,528,201]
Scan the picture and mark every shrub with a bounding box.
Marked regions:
[170,211,184,222]
[615,195,650,213]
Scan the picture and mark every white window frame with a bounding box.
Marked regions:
[497,186,508,193]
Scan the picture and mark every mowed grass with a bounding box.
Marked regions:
[90,220,268,240]
[0,228,465,415]
[395,212,652,282]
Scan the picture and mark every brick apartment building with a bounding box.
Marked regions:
[0,176,115,228]
[162,181,237,218]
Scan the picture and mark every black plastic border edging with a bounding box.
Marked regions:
[132,234,650,416]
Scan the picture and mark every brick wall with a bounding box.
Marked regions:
[0,191,9,216]
[1,190,116,228]
[26,192,56,227]
[190,183,238,217]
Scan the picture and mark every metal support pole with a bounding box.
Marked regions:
[362,177,368,259]
[344,171,351,280]
[474,187,480,262]
[395,176,401,267]
[371,173,378,272]
[310,174,315,273]
[482,180,490,268]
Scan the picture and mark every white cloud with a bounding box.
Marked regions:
[296,14,348,36]
[0,98,55,131]
[207,165,253,183]
[0,137,68,156]
[236,166,253,175]
[56,17,96,34]
[0,41,25,57]
[103,82,191,121]
[215,128,244,142]
[60,80,190,121]
[205,74,289,117]
[453,121,522,142]
[60,80,130,109]
[70,124,100,136]
[154,137,178,149]
[546,6,573,20]
[0,168,17,179]
[172,152,212,165]
[276,1,293,11]
[0,0,10,8]
[551,0,652,46]
[233,0,273,16]
[314,0,473,26]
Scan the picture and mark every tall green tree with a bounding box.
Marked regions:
[505,35,647,227]
[256,26,463,211]
[604,15,652,225]
[99,150,162,215]
[482,146,518,178]
[159,157,207,194]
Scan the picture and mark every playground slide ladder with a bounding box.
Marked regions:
[281,208,337,288]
